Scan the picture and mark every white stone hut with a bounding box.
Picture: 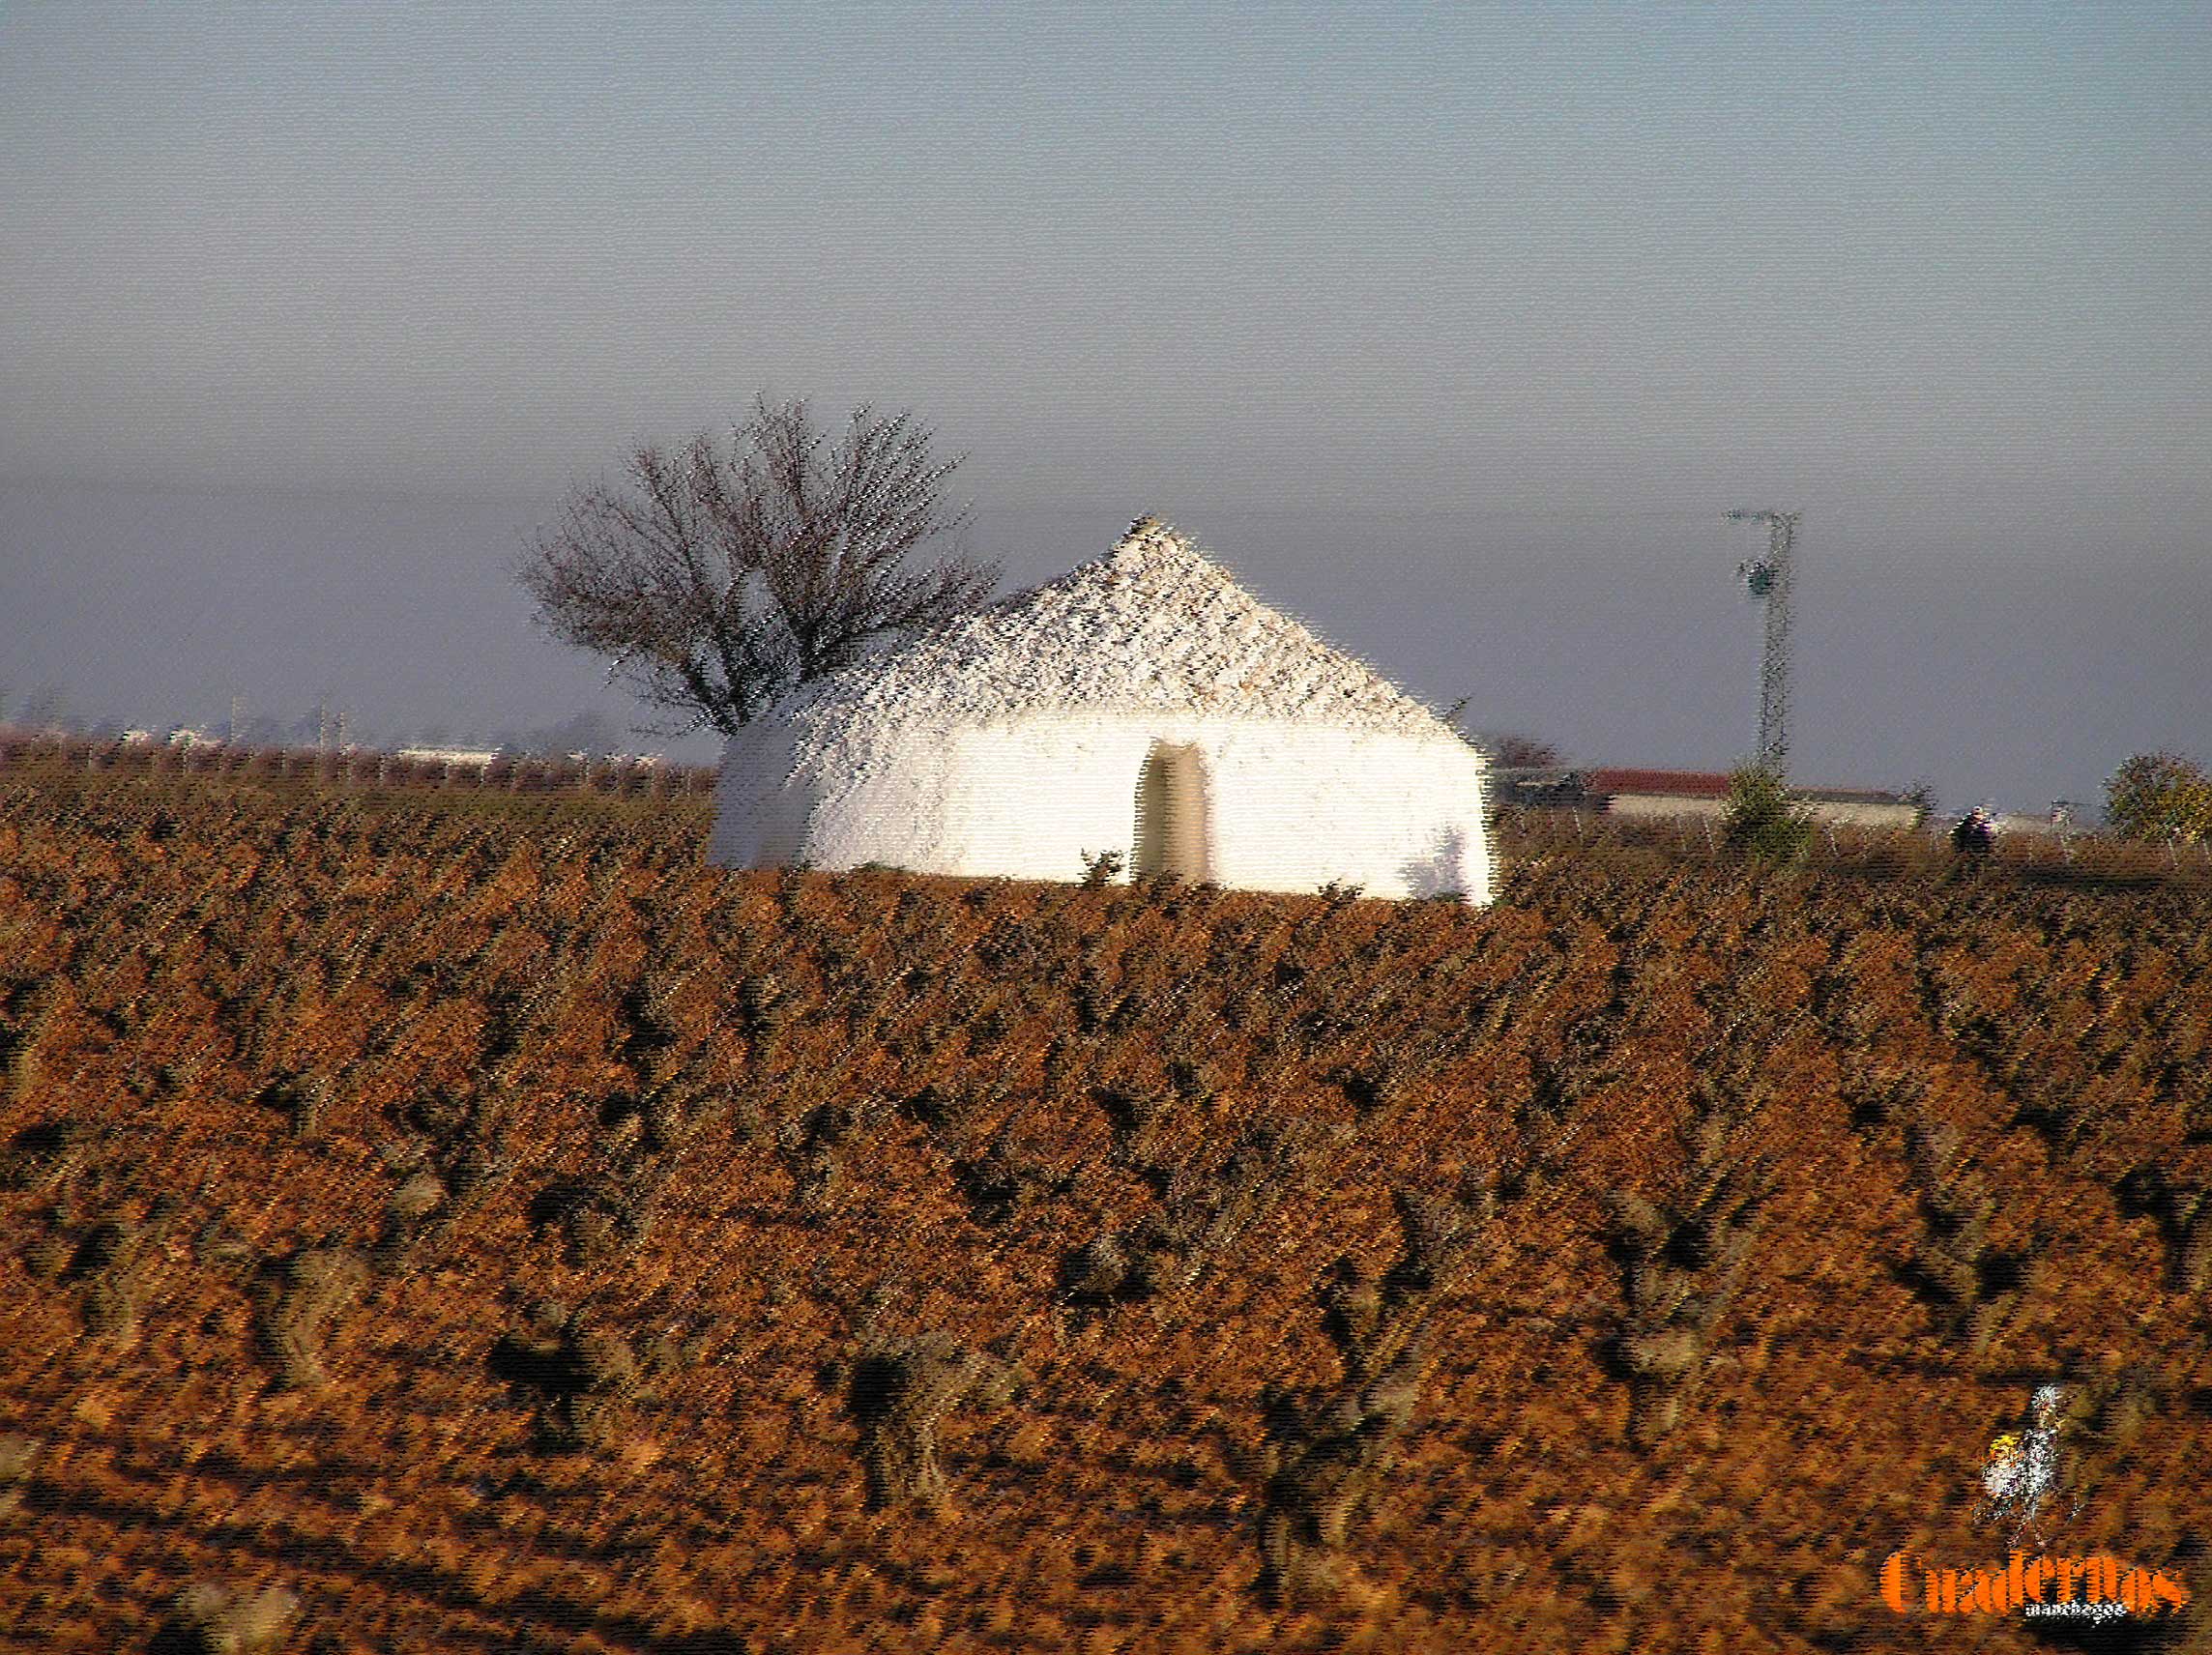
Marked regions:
[708,517,1493,903]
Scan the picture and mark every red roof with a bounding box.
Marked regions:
[1585,769,1733,797]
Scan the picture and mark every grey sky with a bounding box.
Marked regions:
[4,4,2207,811]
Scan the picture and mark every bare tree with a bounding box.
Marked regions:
[519,396,1001,740]
[1462,725,1560,769]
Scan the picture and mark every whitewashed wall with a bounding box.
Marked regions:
[707,717,961,874]
[712,711,1492,904]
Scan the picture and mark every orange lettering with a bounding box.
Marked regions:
[2084,1555,2122,1604]
[2009,1551,2027,1608]
[1969,1569,2009,1614]
[2023,1556,2053,1604]
[2056,1556,2082,1601]
[2152,1570,2192,1612]
[1880,1553,1919,1614]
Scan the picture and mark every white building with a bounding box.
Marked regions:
[395,746,503,767]
[710,517,1493,903]
[1584,769,1922,830]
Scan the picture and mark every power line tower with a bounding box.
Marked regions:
[1726,508,1800,777]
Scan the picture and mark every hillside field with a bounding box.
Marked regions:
[0,768,2207,1654]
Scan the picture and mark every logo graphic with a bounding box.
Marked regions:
[1881,1381,2190,1624]
[1971,1383,2081,1549]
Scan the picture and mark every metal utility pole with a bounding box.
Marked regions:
[1726,508,1800,777]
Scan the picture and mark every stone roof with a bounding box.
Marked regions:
[769,516,1465,759]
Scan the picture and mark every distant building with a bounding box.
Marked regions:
[164,727,218,748]
[395,746,502,767]
[1982,805,2081,839]
[1586,770,1919,829]
[1502,768,1922,830]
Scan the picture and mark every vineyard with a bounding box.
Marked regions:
[1,765,2208,1653]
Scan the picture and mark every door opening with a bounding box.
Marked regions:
[1133,741,1209,881]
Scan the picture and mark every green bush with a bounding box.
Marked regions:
[2106,751,2212,844]
[1720,766,1815,864]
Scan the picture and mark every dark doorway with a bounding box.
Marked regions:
[1133,741,1209,881]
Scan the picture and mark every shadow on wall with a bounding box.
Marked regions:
[1398,826,1469,900]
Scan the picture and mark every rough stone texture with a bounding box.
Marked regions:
[710,518,1492,902]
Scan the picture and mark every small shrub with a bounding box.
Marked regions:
[1059,1120,1329,1317]
[21,1209,75,1283]
[0,991,61,1107]
[1841,1064,1928,1140]
[1078,848,1124,888]
[949,1130,1073,1229]
[774,1098,890,1219]
[1503,1047,1620,1193]
[638,1064,726,1156]
[841,1330,1015,1512]
[1597,1110,1774,1450]
[1901,1116,2044,1353]
[152,1583,299,1655]
[191,1220,259,1279]
[2009,1070,2121,1162]
[1721,766,1815,865]
[901,1080,998,1147]
[1903,779,1938,830]
[2065,1361,2164,1460]
[2115,1165,2211,1293]
[257,1246,369,1391]
[1,1116,93,1192]
[1094,1083,1171,1167]
[734,973,790,1063]
[0,1433,41,1519]
[2105,750,2212,844]
[490,1302,642,1453]
[1255,1350,1424,1608]
[76,1226,145,1347]
[527,1179,643,1265]
[1253,1181,1496,1606]
[1328,1042,1415,1118]
[373,1168,450,1272]
[68,1203,179,1349]
[260,1072,331,1144]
